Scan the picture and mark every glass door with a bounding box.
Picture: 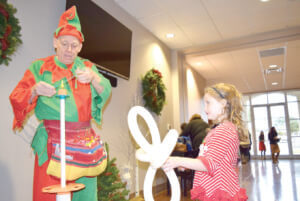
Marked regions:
[287,99,300,155]
[269,104,289,156]
[253,106,271,156]
[253,104,291,158]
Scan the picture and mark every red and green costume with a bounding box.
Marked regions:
[9,55,111,201]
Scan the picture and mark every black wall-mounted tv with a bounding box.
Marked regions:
[66,0,132,81]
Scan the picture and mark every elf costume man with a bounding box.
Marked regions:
[9,6,111,201]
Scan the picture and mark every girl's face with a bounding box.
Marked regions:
[204,93,226,121]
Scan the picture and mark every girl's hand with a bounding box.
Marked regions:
[162,157,182,172]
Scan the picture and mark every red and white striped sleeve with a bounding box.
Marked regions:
[197,124,237,175]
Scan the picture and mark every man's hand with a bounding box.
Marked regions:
[33,81,56,97]
[76,68,96,84]
[29,81,56,103]
[75,68,104,94]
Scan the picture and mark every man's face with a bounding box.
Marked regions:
[53,35,82,65]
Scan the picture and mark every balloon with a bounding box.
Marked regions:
[128,106,180,201]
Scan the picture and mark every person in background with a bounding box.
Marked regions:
[180,114,209,157]
[180,122,188,132]
[176,122,192,152]
[259,131,266,160]
[239,130,251,164]
[9,6,111,201]
[163,83,248,201]
[268,126,280,164]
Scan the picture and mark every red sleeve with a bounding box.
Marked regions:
[9,70,38,130]
[197,124,237,176]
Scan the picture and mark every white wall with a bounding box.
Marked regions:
[185,65,207,122]
[0,0,181,200]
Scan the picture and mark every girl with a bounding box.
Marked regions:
[259,131,266,160]
[268,127,280,164]
[163,83,248,201]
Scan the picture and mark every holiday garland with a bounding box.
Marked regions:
[0,0,22,65]
[142,68,166,115]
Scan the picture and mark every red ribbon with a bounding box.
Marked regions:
[1,25,12,51]
[0,5,9,20]
[0,5,11,54]
[4,25,12,37]
[0,39,8,51]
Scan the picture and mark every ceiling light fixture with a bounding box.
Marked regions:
[269,64,278,68]
[166,33,175,38]
[264,67,283,74]
[196,62,203,66]
[272,82,278,85]
[260,0,270,2]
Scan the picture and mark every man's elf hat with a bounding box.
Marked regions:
[54,6,84,42]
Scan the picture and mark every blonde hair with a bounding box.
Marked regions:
[204,83,248,142]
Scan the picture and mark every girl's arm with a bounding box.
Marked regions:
[162,156,207,172]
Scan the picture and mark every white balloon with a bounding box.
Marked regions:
[127,106,181,201]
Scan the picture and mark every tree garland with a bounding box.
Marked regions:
[142,68,166,115]
[0,0,22,66]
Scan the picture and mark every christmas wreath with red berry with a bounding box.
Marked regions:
[0,0,22,65]
[142,68,166,115]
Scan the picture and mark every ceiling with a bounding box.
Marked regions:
[113,0,300,94]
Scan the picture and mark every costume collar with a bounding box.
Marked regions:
[54,56,72,69]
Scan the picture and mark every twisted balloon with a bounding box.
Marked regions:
[127,106,180,201]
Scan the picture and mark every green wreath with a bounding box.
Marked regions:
[142,68,166,115]
[0,0,22,65]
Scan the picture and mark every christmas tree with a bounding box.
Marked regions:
[98,143,130,201]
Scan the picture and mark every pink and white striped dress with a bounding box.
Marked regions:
[191,122,248,201]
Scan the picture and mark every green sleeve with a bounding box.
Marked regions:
[90,65,112,124]
[31,122,48,166]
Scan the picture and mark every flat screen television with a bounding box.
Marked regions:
[66,0,132,81]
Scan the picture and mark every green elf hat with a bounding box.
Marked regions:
[54,6,84,43]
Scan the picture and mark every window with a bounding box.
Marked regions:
[287,91,300,102]
[251,93,267,105]
[268,92,285,104]
[243,89,300,157]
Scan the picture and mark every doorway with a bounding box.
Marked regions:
[252,104,291,158]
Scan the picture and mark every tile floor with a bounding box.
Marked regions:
[154,159,300,201]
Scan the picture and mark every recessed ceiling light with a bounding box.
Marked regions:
[272,82,278,85]
[196,62,203,66]
[269,64,278,68]
[260,0,270,2]
[264,67,283,74]
[166,33,175,38]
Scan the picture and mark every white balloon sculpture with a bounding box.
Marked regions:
[128,106,180,201]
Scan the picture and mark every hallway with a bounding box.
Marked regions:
[155,159,300,201]
[240,159,299,201]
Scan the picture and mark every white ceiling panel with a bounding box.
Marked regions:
[285,45,300,88]
[113,0,300,93]
[205,52,239,77]
[288,39,300,47]
[139,13,193,49]
[154,0,210,26]
[115,0,161,20]
[231,48,261,75]
[187,56,218,79]
[182,21,222,45]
